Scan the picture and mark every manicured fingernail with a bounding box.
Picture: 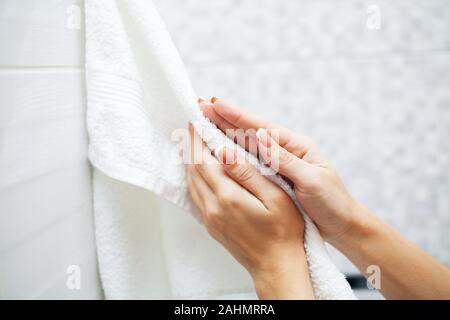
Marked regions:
[215,145,225,158]
[216,145,236,165]
[256,128,270,147]
[210,96,220,104]
[197,96,206,104]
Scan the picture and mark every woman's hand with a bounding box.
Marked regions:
[199,97,450,300]
[199,97,359,243]
[186,123,314,299]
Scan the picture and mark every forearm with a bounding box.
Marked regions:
[330,201,450,299]
[252,248,315,300]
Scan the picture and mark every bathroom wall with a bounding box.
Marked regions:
[0,0,102,299]
[155,0,450,274]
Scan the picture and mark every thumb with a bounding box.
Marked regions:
[216,145,277,206]
[256,128,311,187]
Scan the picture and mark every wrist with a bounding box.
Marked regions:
[251,248,314,300]
[328,199,380,252]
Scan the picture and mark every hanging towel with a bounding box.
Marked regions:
[85,0,356,299]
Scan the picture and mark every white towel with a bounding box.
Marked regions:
[85,0,356,299]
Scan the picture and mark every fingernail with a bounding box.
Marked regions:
[216,145,236,165]
[210,96,220,104]
[256,128,270,147]
[197,96,206,104]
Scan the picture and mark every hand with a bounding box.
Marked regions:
[199,97,450,300]
[186,123,314,299]
[199,97,359,243]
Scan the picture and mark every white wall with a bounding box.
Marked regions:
[0,0,102,299]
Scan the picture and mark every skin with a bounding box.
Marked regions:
[187,123,314,299]
[187,96,450,300]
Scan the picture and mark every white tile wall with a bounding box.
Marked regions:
[0,0,102,299]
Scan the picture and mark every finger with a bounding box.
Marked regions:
[187,165,214,219]
[189,122,229,192]
[256,128,312,186]
[187,167,205,212]
[210,99,315,156]
[188,166,227,235]
[266,127,317,160]
[198,97,319,166]
[212,99,272,131]
[199,100,252,149]
[199,100,261,154]
[189,122,203,165]
[197,96,206,104]
[200,100,237,132]
[189,122,216,164]
[216,145,283,209]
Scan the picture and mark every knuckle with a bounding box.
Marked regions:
[278,149,294,165]
[232,165,254,183]
[306,170,327,192]
[206,202,220,217]
[271,190,288,204]
[188,165,196,177]
[217,188,237,206]
[193,162,203,172]
[208,212,222,226]
[318,168,332,181]
[205,207,224,229]
[205,225,219,240]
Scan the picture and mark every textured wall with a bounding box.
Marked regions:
[154,0,450,273]
[0,0,102,299]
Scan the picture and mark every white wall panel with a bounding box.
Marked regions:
[0,162,91,252]
[0,206,100,299]
[0,0,102,299]
[0,0,83,67]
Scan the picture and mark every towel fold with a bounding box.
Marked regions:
[86,0,356,299]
